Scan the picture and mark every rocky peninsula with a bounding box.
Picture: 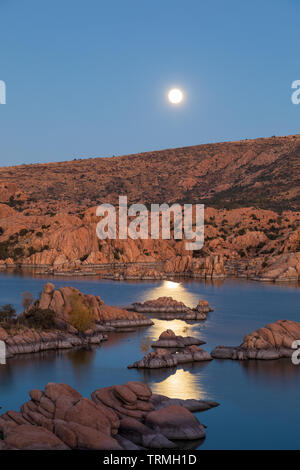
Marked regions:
[211,320,300,360]
[0,283,153,359]
[0,381,218,450]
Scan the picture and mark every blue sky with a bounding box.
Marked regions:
[0,0,300,165]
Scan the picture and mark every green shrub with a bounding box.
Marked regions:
[69,293,94,332]
[19,307,55,330]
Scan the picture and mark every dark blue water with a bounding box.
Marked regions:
[0,271,299,449]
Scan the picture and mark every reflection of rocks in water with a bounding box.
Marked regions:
[150,319,204,343]
[0,347,96,379]
[139,363,210,401]
[141,281,198,308]
[103,328,149,349]
[240,358,300,383]
[68,347,96,369]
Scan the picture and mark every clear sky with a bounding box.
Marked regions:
[0,0,300,165]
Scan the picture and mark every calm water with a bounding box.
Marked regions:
[0,271,299,450]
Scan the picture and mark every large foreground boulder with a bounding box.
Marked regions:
[211,320,300,360]
[0,381,217,450]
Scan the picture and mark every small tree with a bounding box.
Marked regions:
[69,293,94,333]
[21,291,34,311]
[0,304,16,323]
[19,307,55,330]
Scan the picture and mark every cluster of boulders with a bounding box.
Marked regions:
[0,381,218,450]
[128,329,211,369]
[211,320,300,360]
[38,283,153,329]
[128,346,212,369]
[128,296,213,320]
[152,329,205,349]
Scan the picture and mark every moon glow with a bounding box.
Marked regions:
[168,88,184,104]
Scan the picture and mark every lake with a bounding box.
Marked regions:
[0,271,299,449]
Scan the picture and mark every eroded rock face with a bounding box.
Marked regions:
[255,252,300,282]
[0,381,215,450]
[211,320,300,360]
[128,296,213,321]
[164,254,226,279]
[128,345,212,369]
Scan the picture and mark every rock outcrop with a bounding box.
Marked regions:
[0,381,217,450]
[254,252,300,282]
[0,327,107,359]
[128,345,212,369]
[128,296,213,320]
[211,320,300,360]
[152,329,205,348]
[0,283,153,359]
[36,283,153,329]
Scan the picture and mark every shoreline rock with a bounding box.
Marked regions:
[211,320,300,360]
[1,251,299,283]
[0,328,107,359]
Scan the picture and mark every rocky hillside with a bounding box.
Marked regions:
[0,135,299,278]
[0,134,299,215]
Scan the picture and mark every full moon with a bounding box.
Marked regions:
[168,88,184,104]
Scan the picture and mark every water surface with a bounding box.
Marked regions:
[0,271,299,449]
